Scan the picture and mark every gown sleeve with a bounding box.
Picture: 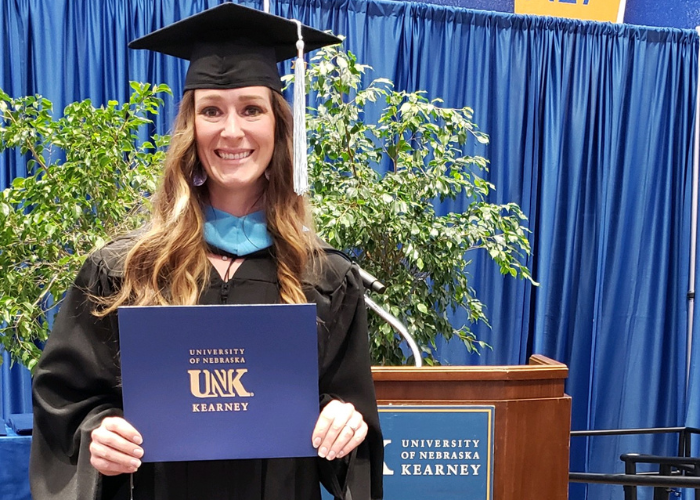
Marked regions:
[30,248,125,500]
[313,254,384,500]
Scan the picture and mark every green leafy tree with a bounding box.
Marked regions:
[299,46,535,365]
[0,82,170,370]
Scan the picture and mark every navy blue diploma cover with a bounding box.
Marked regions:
[118,304,319,463]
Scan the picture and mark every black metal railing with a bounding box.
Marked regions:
[569,427,700,500]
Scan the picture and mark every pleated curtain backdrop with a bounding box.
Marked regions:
[1,1,699,499]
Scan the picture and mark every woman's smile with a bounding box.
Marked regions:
[216,149,253,161]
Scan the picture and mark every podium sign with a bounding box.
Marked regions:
[118,304,319,463]
[380,405,495,500]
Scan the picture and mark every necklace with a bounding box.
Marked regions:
[208,245,238,261]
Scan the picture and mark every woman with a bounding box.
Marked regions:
[29,4,383,500]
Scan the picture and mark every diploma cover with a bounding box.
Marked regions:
[118,304,319,463]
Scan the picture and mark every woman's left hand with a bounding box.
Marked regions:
[312,400,368,461]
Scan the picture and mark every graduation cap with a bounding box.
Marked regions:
[129,2,342,194]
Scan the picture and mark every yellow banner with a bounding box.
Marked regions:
[515,0,622,23]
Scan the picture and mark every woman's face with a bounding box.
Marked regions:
[194,86,275,209]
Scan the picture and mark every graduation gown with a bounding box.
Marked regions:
[30,235,384,500]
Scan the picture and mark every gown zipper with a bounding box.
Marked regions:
[221,280,230,304]
[220,257,236,304]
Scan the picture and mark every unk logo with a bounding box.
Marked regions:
[188,369,253,398]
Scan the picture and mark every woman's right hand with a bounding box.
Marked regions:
[89,416,144,476]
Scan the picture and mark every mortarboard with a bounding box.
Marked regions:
[129,3,341,194]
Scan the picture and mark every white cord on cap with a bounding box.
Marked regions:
[292,19,308,195]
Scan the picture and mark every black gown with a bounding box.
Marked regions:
[30,235,384,500]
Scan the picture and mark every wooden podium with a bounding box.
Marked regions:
[372,354,571,500]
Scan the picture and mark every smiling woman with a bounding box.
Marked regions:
[28,3,383,500]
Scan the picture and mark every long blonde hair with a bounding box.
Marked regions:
[97,89,318,315]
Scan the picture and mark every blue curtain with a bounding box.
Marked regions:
[420,14,697,499]
[1,2,699,499]
[0,352,32,421]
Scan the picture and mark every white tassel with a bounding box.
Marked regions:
[293,21,308,195]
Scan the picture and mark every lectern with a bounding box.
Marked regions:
[372,354,571,500]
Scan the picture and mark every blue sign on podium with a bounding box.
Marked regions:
[321,404,495,500]
[379,405,494,499]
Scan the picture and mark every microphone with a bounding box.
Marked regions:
[354,264,387,294]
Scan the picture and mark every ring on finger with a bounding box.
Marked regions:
[345,422,359,433]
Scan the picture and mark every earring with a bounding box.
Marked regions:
[193,167,208,187]
[264,169,271,181]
